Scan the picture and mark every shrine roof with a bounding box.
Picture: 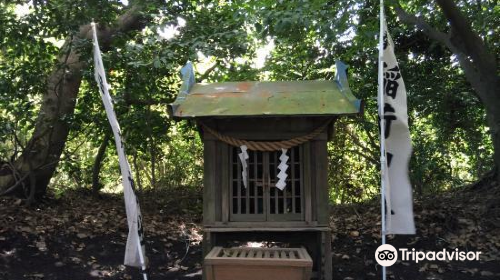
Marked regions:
[169,80,361,119]
[168,62,362,119]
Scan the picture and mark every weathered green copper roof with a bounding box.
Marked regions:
[169,80,362,118]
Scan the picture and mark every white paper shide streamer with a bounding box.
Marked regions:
[276,149,289,190]
[91,23,148,277]
[239,145,249,188]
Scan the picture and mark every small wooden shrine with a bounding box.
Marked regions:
[168,62,362,280]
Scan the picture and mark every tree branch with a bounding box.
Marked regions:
[347,149,378,165]
[0,173,30,196]
[124,95,173,106]
[344,128,378,164]
[198,61,221,82]
[393,0,498,103]
[393,3,453,50]
[435,0,497,74]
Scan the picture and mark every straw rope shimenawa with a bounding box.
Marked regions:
[200,119,333,151]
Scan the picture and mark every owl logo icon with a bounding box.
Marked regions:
[375,244,398,266]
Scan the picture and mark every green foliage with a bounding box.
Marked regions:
[48,1,252,192]
[1,0,497,204]
[155,122,203,189]
[238,0,496,201]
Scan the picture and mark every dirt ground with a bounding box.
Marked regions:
[1,181,499,280]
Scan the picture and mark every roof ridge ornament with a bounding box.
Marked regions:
[334,60,350,93]
[178,61,196,99]
[335,60,362,111]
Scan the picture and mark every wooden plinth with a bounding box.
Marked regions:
[204,247,313,280]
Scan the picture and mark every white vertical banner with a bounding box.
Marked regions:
[91,23,148,277]
[379,19,416,235]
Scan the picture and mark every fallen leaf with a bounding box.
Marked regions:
[169,267,180,272]
[20,226,33,233]
[349,231,360,237]
[35,241,47,252]
[480,271,494,276]
[29,273,44,279]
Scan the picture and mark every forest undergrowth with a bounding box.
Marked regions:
[1,178,499,280]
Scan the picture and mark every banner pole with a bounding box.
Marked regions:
[378,0,387,280]
[136,236,148,280]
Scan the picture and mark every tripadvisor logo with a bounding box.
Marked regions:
[375,244,398,266]
[375,244,482,267]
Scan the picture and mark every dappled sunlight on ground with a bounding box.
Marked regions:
[1,182,500,279]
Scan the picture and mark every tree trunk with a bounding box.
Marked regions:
[435,0,500,180]
[132,151,143,192]
[394,0,500,180]
[0,5,147,200]
[483,90,500,180]
[0,38,85,198]
[92,132,111,196]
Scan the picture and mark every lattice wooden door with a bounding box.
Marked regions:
[229,146,304,222]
